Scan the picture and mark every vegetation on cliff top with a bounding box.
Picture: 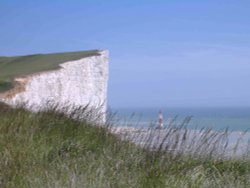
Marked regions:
[0,103,249,188]
[0,50,100,92]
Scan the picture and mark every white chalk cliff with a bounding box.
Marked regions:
[0,50,109,123]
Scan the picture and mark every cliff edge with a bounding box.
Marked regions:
[0,50,109,123]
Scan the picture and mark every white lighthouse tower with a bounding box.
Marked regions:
[157,110,164,129]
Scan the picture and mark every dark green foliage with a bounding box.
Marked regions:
[0,81,13,92]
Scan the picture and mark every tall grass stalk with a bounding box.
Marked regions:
[0,103,249,188]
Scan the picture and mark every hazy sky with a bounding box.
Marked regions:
[0,0,250,108]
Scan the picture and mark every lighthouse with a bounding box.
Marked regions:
[157,110,164,129]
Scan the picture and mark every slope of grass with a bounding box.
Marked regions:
[0,103,249,188]
[0,50,100,92]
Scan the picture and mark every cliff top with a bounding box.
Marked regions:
[0,50,100,92]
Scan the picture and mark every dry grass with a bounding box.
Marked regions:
[0,103,249,188]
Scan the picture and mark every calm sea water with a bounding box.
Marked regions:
[111,107,250,132]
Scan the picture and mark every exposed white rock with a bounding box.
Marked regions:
[0,50,109,123]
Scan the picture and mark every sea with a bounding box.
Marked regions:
[111,107,250,132]
[110,107,250,157]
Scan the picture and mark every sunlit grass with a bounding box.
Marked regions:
[0,50,100,92]
[0,103,249,188]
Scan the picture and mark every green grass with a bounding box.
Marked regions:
[0,103,249,188]
[0,50,100,92]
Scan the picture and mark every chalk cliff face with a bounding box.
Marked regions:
[0,50,109,123]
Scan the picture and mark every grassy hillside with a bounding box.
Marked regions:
[0,50,100,92]
[0,103,249,188]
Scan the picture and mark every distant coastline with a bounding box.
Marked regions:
[111,107,250,132]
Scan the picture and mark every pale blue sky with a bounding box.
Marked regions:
[0,0,250,107]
